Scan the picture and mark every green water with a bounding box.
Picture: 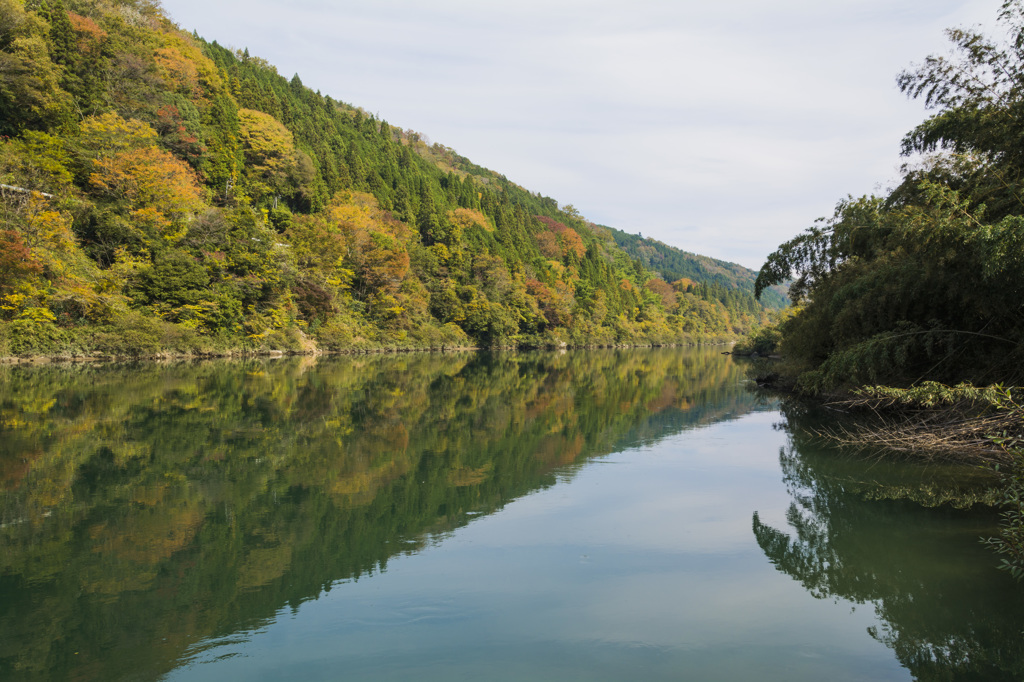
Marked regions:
[0,348,1021,681]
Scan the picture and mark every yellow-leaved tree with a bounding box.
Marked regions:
[80,112,206,247]
[237,108,313,207]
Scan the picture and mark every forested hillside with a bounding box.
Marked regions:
[754,1,1024,393]
[0,0,775,357]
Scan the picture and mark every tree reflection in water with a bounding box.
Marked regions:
[0,347,757,681]
[753,400,1024,681]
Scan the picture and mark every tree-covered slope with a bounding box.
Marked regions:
[0,0,776,356]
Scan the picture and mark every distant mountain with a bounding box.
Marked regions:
[606,227,789,309]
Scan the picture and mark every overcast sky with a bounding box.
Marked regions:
[161,0,1002,270]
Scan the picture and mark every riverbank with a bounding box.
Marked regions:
[0,338,737,366]
[0,345,479,366]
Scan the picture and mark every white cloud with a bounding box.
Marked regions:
[162,0,1002,269]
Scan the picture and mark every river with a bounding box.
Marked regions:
[0,347,1021,680]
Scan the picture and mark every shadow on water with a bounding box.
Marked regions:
[0,347,762,681]
[753,398,1024,681]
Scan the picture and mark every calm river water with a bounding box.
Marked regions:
[1,347,1022,681]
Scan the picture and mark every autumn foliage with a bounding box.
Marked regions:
[534,215,585,261]
[0,0,772,356]
[0,230,42,295]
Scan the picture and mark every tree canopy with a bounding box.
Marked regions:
[755,0,1024,392]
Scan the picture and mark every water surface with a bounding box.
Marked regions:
[0,348,1021,681]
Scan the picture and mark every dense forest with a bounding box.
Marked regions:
[753,0,1024,393]
[0,0,777,357]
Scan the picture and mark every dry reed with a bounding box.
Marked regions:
[815,393,1023,466]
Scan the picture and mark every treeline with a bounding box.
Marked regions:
[753,1,1024,393]
[0,0,775,357]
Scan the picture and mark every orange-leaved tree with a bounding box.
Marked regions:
[81,112,206,246]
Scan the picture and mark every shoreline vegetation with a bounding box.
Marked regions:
[736,0,1024,576]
